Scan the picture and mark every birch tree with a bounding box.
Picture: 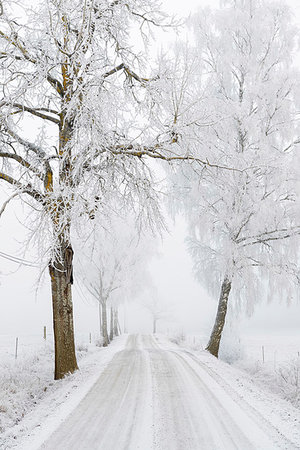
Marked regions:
[168,0,300,357]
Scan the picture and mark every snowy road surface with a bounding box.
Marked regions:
[39,335,297,450]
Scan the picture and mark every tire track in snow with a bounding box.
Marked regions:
[40,334,153,450]
[148,337,254,450]
[38,335,298,450]
[180,349,300,450]
[151,336,298,450]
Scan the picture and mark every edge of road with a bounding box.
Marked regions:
[9,335,129,450]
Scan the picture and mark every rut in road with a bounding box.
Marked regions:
[40,334,297,450]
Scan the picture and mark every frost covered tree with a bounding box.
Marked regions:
[0,0,202,378]
[80,214,155,345]
[113,307,120,336]
[168,0,300,357]
[141,293,172,333]
[108,307,120,341]
[80,238,122,348]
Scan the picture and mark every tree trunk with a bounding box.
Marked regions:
[206,277,232,358]
[102,302,109,347]
[47,91,78,379]
[153,317,157,334]
[98,301,102,338]
[49,262,78,380]
[110,306,114,341]
[123,303,127,334]
[113,308,119,337]
[117,319,122,336]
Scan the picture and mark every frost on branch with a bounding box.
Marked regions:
[0,0,173,266]
[166,0,300,313]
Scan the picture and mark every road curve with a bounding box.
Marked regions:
[40,335,297,450]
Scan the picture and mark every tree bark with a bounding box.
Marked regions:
[102,302,109,347]
[49,259,78,380]
[110,306,114,341]
[206,277,232,358]
[46,62,78,378]
[113,308,119,337]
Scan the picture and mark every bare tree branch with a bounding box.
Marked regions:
[102,63,125,79]
[0,29,37,64]
[1,124,47,158]
[0,172,45,203]
[0,192,19,218]
[0,152,44,179]
[239,226,300,247]
[110,144,240,171]
[47,73,64,98]
[102,62,157,84]
[0,30,64,97]
[1,102,60,124]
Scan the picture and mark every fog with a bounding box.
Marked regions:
[1,199,300,340]
[0,0,300,341]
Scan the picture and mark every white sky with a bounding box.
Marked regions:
[1,0,300,343]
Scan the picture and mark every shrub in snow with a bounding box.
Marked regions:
[76,344,88,353]
[275,359,300,407]
[188,337,204,352]
[169,332,186,346]
[219,333,244,364]
[235,348,300,410]
[95,337,104,347]
[0,345,54,433]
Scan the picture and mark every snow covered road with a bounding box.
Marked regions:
[39,334,298,450]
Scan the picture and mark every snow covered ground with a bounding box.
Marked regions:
[0,333,127,449]
[1,333,300,449]
[175,332,300,414]
[0,334,299,449]
[235,334,300,410]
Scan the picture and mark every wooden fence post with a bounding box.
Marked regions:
[15,337,18,359]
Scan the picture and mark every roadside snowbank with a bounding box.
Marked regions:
[0,335,127,449]
[170,332,300,409]
[163,333,300,447]
[235,335,300,410]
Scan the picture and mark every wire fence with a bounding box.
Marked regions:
[0,329,103,362]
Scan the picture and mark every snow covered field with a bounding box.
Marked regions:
[240,334,300,365]
[236,335,300,410]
